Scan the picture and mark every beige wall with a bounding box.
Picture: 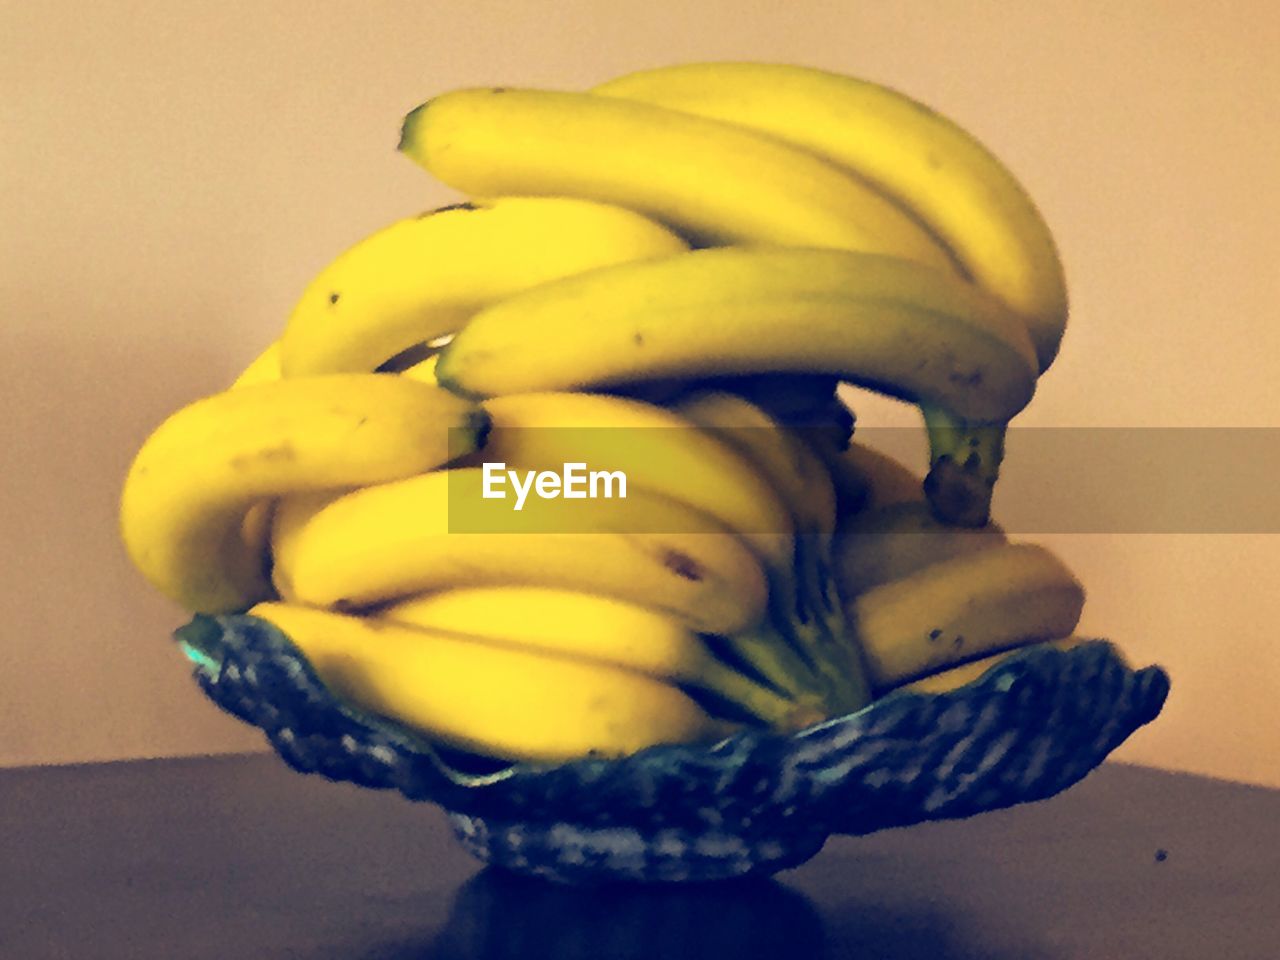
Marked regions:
[3,1,1277,786]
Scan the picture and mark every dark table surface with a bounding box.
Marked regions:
[1,753,1276,960]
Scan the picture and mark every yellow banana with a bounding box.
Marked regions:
[238,500,276,562]
[399,88,956,271]
[436,247,1037,423]
[478,391,795,572]
[847,541,1086,690]
[249,602,738,763]
[671,390,837,541]
[436,247,1036,527]
[669,389,871,713]
[381,587,818,731]
[594,61,1068,372]
[279,197,688,377]
[228,341,284,553]
[119,376,486,613]
[229,340,282,388]
[269,467,769,636]
[412,391,824,701]
[893,636,1091,695]
[835,500,1006,598]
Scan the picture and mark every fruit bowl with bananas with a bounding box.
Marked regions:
[120,62,1169,884]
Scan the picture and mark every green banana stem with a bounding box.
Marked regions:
[920,402,1009,528]
[810,599,873,713]
[794,534,873,714]
[798,530,843,618]
[790,622,856,710]
[763,563,829,678]
[684,659,828,733]
[793,534,826,624]
[767,542,871,715]
[814,532,842,611]
[709,615,827,705]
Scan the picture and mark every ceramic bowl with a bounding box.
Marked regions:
[175,614,1169,884]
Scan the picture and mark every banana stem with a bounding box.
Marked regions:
[765,544,871,715]
[686,660,828,733]
[706,617,827,704]
[815,532,841,610]
[920,403,1009,527]
[810,596,873,713]
[797,531,840,620]
[790,536,873,714]
[760,546,838,685]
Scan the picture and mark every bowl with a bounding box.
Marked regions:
[175,614,1169,884]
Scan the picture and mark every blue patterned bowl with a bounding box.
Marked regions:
[176,614,1169,884]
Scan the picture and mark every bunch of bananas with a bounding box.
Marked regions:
[120,62,1095,767]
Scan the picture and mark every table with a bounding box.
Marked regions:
[2,754,1275,959]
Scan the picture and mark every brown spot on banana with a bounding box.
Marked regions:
[420,201,481,217]
[662,549,704,582]
[229,444,297,469]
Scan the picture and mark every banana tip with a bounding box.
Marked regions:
[923,458,994,527]
[433,354,484,402]
[467,407,493,451]
[398,101,429,154]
